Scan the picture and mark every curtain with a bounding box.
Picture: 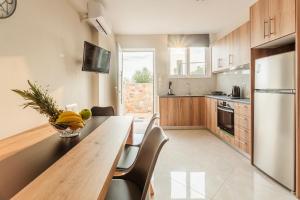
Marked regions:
[167,34,209,47]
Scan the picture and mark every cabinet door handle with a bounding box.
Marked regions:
[270,17,275,35]
[264,20,269,38]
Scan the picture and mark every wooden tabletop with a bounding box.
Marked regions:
[11,116,133,200]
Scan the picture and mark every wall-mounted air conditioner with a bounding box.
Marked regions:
[87,0,112,35]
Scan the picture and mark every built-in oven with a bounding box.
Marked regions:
[217,100,234,136]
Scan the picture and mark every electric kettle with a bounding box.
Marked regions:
[231,86,241,98]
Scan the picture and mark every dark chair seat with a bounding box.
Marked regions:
[105,179,142,200]
[117,146,139,170]
[106,127,169,200]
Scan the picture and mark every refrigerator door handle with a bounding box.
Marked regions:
[255,89,296,94]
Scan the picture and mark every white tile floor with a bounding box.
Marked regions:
[152,129,297,200]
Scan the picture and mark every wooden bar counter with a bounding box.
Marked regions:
[0,116,133,200]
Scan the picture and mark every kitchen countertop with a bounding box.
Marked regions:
[205,95,250,104]
[159,95,205,98]
[159,95,250,104]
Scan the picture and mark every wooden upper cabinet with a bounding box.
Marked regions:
[250,0,295,47]
[269,0,295,41]
[238,22,251,66]
[231,28,240,67]
[212,21,250,73]
[250,0,270,47]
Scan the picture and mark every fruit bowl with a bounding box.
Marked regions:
[51,123,82,138]
[56,127,81,138]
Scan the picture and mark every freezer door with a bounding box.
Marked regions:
[255,51,295,90]
[254,92,295,191]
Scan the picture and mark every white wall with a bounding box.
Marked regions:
[90,31,118,108]
[116,35,216,97]
[0,0,106,139]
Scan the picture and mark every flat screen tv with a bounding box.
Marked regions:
[82,41,111,73]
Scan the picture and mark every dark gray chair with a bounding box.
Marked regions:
[116,113,160,170]
[105,127,169,200]
[91,106,115,116]
[131,113,160,147]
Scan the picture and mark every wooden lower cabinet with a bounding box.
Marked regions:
[160,96,251,156]
[159,96,206,127]
[234,103,251,155]
[205,98,218,134]
[205,97,251,156]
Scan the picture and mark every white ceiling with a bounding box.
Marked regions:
[69,0,256,35]
[100,0,256,35]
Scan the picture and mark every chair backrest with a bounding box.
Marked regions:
[144,113,160,136]
[123,127,169,200]
[91,106,115,116]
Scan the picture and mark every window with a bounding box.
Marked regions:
[169,47,208,77]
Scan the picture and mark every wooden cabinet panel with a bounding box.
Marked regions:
[250,0,270,47]
[159,98,168,126]
[167,98,180,126]
[205,97,218,134]
[179,97,192,126]
[210,98,218,134]
[269,0,295,41]
[235,103,251,117]
[191,97,206,126]
[205,97,212,129]
[235,116,250,133]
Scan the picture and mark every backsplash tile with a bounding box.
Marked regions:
[216,69,250,98]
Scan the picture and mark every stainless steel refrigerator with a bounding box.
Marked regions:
[254,51,295,191]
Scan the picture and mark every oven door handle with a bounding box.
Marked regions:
[217,106,234,113]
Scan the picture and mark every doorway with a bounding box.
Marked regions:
[120,49,155,120]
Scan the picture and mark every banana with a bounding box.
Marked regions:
[56,118,83,124]
[69,122,84,130]
[56,115,83,124]
[59,111,81,118]
[55,111,85,129]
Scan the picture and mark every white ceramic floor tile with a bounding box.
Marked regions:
[152,129,297,200]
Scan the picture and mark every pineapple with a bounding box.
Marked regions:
[12,81,61,123]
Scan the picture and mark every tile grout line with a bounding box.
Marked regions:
[210,167,236,200]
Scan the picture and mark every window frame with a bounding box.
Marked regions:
[168,47,211,78]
